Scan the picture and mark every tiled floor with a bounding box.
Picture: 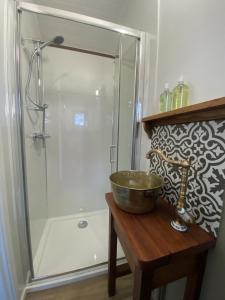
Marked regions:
[26,274,133,300]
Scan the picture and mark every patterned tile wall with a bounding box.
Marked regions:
[149,120,225,237]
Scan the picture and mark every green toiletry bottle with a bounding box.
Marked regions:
[172,77,190,109]
[160,83,172,112]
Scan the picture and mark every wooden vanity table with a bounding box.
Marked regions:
[106,193,216,300]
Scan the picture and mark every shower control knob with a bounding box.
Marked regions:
[30,133,51,140]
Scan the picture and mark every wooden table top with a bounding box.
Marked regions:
[106,193,216,269]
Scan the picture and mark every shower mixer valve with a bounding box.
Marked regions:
[30,132,51,140]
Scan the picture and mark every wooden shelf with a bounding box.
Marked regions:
[142,97,225,137]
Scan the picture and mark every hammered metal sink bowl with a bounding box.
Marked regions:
[110,170,163,214]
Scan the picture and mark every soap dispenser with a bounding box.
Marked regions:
[160,83,172,112]
[172,76,190,109]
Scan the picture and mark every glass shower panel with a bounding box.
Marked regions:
[111,56,120,174]
[43,47,115,217]
[20,11,48,262]
[20,9,140,278]
[117,35,138,170]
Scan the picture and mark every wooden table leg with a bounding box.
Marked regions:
[133,267,153,300]
[183,251,208,300]
[108,212,117,297]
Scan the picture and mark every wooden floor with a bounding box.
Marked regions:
[26,274,133,300]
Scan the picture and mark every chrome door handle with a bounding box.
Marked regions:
[110,145,117,163]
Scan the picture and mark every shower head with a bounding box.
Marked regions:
[39,35,64,50]
[52,36,64,45]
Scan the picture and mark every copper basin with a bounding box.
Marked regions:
[110,170,163,214]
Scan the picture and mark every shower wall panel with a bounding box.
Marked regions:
[118,36,137,170]
[43,47,114,217]
[21,12,48,258]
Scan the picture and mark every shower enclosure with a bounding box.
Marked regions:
[17,2,146,281]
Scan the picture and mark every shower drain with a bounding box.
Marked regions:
[78,220,88,229]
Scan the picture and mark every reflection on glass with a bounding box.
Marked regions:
[74,113,85,127]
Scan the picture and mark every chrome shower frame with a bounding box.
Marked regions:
[16,1,151,286]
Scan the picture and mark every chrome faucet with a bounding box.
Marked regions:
[146,148,195,232]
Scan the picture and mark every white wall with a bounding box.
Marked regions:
[0,0,30,299]
[37,13,119,58]
[156,0,225,112]
[20,11,48,259]
[23,0,131,25]
[24,0,158,34]
[155,1,225,299]
[101,0,225,299]
[0,216,16,300]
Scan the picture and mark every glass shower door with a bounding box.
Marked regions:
[44,46,115,216]
[20,8,140,279]
[113,34,139,171]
